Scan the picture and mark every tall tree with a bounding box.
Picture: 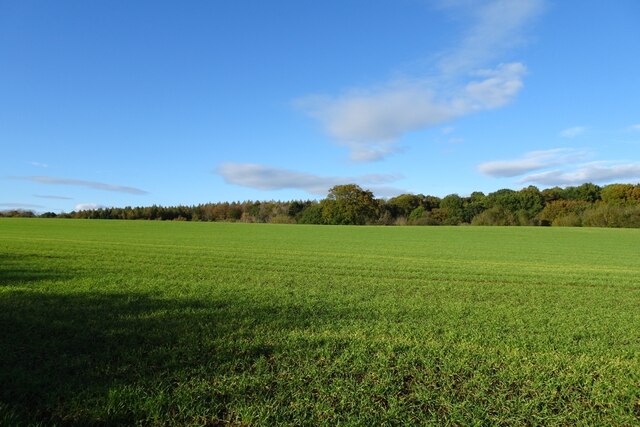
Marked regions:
[321,184,379,225]
[385,194,424,218]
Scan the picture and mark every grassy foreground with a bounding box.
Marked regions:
[1,219,639,426]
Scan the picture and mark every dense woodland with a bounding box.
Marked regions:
[4,182,640,228]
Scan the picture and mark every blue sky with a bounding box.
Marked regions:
[2,0,639,213]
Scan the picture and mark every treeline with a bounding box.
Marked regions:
[3,182,640,227]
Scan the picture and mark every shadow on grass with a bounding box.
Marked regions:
[2,255,635,426]
[0,255,356,425]
[1,232,367,427]
[0,253,74,286]
[0,286,329,426]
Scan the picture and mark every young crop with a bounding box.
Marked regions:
[1,219,639,425]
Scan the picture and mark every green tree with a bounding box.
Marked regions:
[485,189,520,212]
[439,194,464,225]
[385,194,423,218]
[574,183,601,202]
[541,186,564,203]
[422,195,441,211]
[288,201,308,218]
[296,203,324,224]
[517,185,545,218]
[408,206,426,224]
[321,184,379,225]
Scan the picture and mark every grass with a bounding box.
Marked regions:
[1,218,639,425]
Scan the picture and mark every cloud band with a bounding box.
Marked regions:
[11,176,148,195]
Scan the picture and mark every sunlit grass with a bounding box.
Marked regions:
[1,219,639,425]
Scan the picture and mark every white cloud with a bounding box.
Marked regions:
[480,144,640,186]
[298,63,527,161]
[296,83,449,151]
[628,124,640,132]
[441,126,455,135]
[34,194,74,200]
[11,176,148,195]
[347,141,405,163]
[477,148,588,177]
[29,161,48,168]
[216,163,406,198]
[464,63,526,109]
[560,126,588,138]
[436,0,545,75]
[75,203,106,211]
[296,0,543,162]
[520,162,640,186]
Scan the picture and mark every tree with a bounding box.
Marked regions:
[601,184,639,205]
[321,184,379,225]
[471,206,516,226]
[288,201,308,218]
[296,203,324,224]
[485,189,521,212]
[439,194,464,224]
[422,195,441,211]
[462,201,485,224]
[541,186,564,203]
[574,183,601,203]
[517,185,545,219]
[536,200,590,225]
[385,194,423,218]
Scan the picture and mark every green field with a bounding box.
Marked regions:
[1,219,639,425]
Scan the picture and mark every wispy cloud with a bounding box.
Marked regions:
[627,124,640,132]
[11,176,148,195]
[298,63,527,162]
[29,161,48,168]
[436,0,545,74]
[216,163,406,198]
[0,202,45,209]
[296,0,543,162]
[520,162,640,186]
[34,194,74,200]
[560,126,588,138]
[477,148,588,177]
[479,147,640,186]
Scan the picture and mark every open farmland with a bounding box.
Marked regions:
[1,219,639,425]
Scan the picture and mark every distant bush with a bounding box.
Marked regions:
[0,210,35,218]
[582,204,640,228]
[537,200,590,225]
[408,206,426,224]
[376,210,395,225]
[411,213,441,226]
[552,213,582,227]
[394,216,408,226]
[471,207,516,226]
[408,207,443,225]
[514,210,535,226]
[269,214,294,224]
[296,204,324,224]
